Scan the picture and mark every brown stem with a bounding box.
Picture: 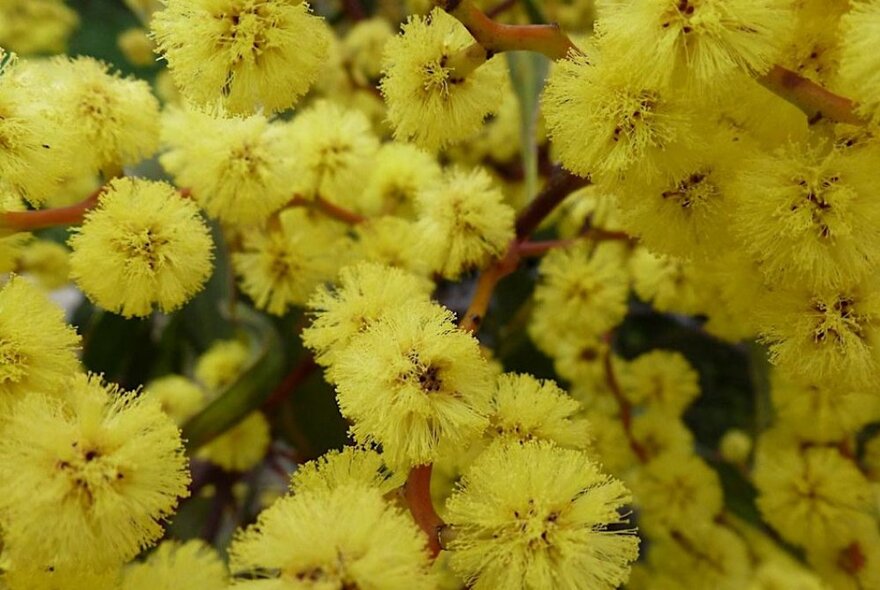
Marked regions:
[442,0,577,60]
[486,0,517,18]
[515,167,590,239]
[263,355,318,409]
[288,195,366,225]
[758,65,864,126]
[460,244,521,333]
[405,464,445,557]
[0,188,103,232]
[602,338,649,463]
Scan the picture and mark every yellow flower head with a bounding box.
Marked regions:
[328,302,493,469]
[194,338,251,394]
[283,100,379,205]
[302,262,433,367]
[37,56,160,172]
[415,167,515,279]
[0,275,80,405]
[758,278,880,387]
[122,539,227,590]
[343,17,394,86]
[0,373,190,570]
[543,47,698,181]
[629,248,703,315]
[754,436,874,550]
[630,451,723,536]
[230,485,436,589]
[770,371,880,443]
[731,143,880,290]
[647,523,751,590]
[68,177,214,318]
[359,142,442,218]
[530,243,630,358]
[807,521,880,590]
[1,564,118,590]
[839,1,880,123]
[290,445,404,496]
[161,107,297,225]
[619,350,700,416]
[197,411,270,472]
[445,440,639,590]
[142,374,207,425]
[353,215,434,276]
[595,0,795,89]
[151,0,330,114]
[0,52,75,205]
[380,8,506,151]
[16,239,70,290]
[488,373,592,450]
[232,208,349,316]
[0,0,79,55]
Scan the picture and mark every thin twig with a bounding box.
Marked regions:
[263,355,318,409]
[602,335,649,463]
[758,65,863,126]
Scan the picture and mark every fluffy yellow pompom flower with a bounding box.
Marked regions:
[380,8,505,151]
[758,278,880,387]
[646,523,751,590]
[0,276,80,405]
[445,440,639,590]
[730,143,880,290]
[230,485,436,589]
[415,167,515,279]
[770,371,880,443]
[122,539,228,590]
[0,52,75,205]
[630,451,723,535]
[1,564,119,590]
[543,47,698,181]
[290,445,404,495]
[151,0,330,114]
[0,0,79,55]
[629,248,703,315]
[353,215,433,275]
[195,338,251,393]
[360,142,441,217]
[530,243,630,358]
[754,440,874,550]
[284,100,379,205]
[617,146,737,259]
[488,373,591,450]
[618,350,700,416]
[197,411,271,472]
[232,208,347,315]
[0,373,190,570]
[34,56,160,173]
[68,177,214,318]
[142,374,207,424]
[328,302,493,469]
[839,1,880,122]
[160,108,296,225]
[807,522,880,590]
[302,262,433,367]
[17,239,71,289]
[595,0,794,89]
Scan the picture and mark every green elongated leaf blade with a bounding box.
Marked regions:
[182,305,284,451]
[506,51,550,199]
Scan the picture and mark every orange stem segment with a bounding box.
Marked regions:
[405,464,445,557]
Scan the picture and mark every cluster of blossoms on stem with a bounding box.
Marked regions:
[0,0,880,588]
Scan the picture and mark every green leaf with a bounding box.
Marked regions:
[182,305,284,451]
[506,51,550,199]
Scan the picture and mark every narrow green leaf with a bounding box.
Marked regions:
[506,51,550,199]
[182,305,284,451]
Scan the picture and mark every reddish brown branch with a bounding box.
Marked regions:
[602,337,649,463]
[287,195,366,225]
[759,65,863,125]
[406,464,445,557]
[443,0,577,60]
[263,355,318,409]
[0,187,104,232]
[515,167,590,239]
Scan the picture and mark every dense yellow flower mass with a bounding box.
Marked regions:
[4,0,880,587]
